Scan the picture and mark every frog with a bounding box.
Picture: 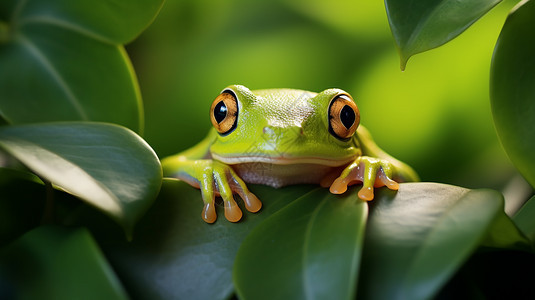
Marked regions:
[161,85,418,223]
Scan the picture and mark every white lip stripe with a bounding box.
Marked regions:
[211,153,355,167]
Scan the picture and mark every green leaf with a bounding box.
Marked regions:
[490,0,535,190]
[8,0,164,44]
[0,0,163,133]
[81,180,310,300]
[358,182,529,300]
[385,0,501,70]
[514,195,535,243]
[233,187,367,300]
[0,167,45,245]
[481,202,532,251]
[0,225,128,300]
[0,122,162,237]
[83,180,529,299]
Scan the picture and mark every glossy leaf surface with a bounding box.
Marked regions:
[0,0,163,132]
[0,226,128,300]
[358,182,529,300]
[385,0,501,69]
[87,181,529,299]
[86,180,311,300]
[490,0,535,190]
[0,122,162,236]
[8,0,164,44]
[233,187,367,300]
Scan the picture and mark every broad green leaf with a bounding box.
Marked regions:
[490,0,535,190]
[81,180,310,300]
[234,187,367,300]
[514,195,535,243]
[0,0,164,133]
[385,0,501,70]
[0,167,45,245]
[358,183,530,300]
[0,122,162,236]
[0,30,142,131]
[7,0,164,44]
[0,226,128,300]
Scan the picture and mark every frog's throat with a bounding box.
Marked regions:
[211,153,356,167]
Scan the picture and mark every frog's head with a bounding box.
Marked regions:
[209,85,362,167]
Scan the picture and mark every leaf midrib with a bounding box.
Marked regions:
[0,135,122,216]
[18,16,116,45]
[16,33,89,121]
[301,194,327,299]
[399,189,497,298]
[11,0,115,44]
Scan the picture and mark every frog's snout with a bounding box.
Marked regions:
[262,125,304,141]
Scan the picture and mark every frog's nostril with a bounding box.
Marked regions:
[263,126,274,135]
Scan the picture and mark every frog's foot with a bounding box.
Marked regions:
[329,156,399,201]
[199,161,262,223]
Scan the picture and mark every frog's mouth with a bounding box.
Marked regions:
[211,153,355,167]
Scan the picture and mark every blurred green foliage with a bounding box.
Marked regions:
[2,0,535,299]
[491,0,535,190]
[130,0,519,190]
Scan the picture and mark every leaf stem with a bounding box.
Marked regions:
[40,179,55,224]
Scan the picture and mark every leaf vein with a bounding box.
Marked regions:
[16,34,89,120]
[18,16,116,45]
[301,195,328,300]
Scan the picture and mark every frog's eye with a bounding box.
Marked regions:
[328,94,360,140]
[210,90,239,135]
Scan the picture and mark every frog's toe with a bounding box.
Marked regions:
[376,169,399,190]
[356,169,398,201]
[199,177,217,223]
[224,198,243,222]
[214,167,245,222]
[330,176,351,194]
[329,162,363,194]
[243,192,262,213]
[357,186,374,201]
[202,201,217,223]
[229,169,262,213]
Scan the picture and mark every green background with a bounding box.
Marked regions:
[132,0,519,190]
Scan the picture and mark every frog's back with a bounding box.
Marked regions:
[253,88,316,98]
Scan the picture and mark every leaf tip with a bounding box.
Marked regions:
[113,213,136,241]
[399,54,410,71]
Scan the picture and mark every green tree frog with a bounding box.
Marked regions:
[162,85,418,223]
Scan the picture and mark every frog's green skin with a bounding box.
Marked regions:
[162,85,418,223]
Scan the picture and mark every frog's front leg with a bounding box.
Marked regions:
[326,156,399,201]
[163,157,262,223]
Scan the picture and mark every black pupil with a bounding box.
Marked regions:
[340,105,355,129]
[214,101,227,123]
